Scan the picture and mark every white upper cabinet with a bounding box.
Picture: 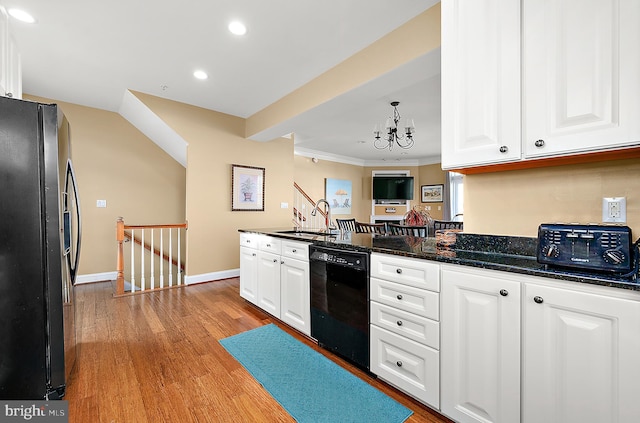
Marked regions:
[0,6,22,99]
[523,0,640,158]
[0,6,8,97]
[442,0,640,170]
[441,0,521,169]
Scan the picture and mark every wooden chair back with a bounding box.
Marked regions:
[387,223,427,237]
[335,218,357,232]
[355,222,386,234]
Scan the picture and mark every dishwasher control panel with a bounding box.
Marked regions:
[537,223,632,273]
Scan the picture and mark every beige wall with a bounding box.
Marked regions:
[464,158,640,237]
[132,92,294,277]
[26,95,187,276]
[294,155,370,222]
[418,163,447,220]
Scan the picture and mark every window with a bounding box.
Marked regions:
[449,172,464,221]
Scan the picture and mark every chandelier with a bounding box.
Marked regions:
[373,101,415,151]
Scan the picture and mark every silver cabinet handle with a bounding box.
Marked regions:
[273,259,278,263]
[534,139,545,148]
[292,249,297,253]
[397,320,403,326]
[396,268,402,274]
[396,361,403,367]
[396,294,403,300]
[500,289,508,297]
[499,145,508,153]
[534,296,544,304]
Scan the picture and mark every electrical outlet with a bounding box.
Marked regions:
[96,199,107,208]
[602,197,626,223]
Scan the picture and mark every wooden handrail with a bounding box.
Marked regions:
[116,217,187,296]
[293,182,326,218]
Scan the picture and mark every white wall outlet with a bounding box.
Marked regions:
[96,199,107,208]
[602,197,626,223]
[280,202,288,209]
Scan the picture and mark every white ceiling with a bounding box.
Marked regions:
[6,0,441,165]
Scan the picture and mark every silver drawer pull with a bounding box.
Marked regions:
[292,249,297,253]
[396,268,402,274]
[396,294,403,300]
[273,259,278,263]
[396,320,403,326]
[266,243,271,247]
[396,361,403,367]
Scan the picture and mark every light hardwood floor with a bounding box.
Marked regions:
[66,279,453,423]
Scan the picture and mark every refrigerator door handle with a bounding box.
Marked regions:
[64,159,81,285]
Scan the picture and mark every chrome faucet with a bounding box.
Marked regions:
[311,199,336,232]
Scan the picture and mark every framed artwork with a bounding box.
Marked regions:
[325,178,352,215]
[421,184,443,203]
[232,164,265,211]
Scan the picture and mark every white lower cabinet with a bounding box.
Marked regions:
[441,264,640,423]
[522,282,640,423]
[369,253,440,409]
[239,233,310,336]
[441,265,521,423]
[280,254,310,335]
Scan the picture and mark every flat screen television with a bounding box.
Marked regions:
[372,176,414,200]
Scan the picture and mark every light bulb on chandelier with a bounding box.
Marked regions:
[373,101,415,151]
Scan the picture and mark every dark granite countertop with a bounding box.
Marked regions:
[239,228,640,292]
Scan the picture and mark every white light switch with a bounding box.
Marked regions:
[96,199,107,208]
[280,202,289,209]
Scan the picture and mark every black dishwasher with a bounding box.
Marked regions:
[310,245,370,370]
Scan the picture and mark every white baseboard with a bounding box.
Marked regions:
[76,271,117,285]
[76,269,239,286]
[184,268,240,285]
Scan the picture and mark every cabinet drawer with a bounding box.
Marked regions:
[370,301,439,350]
[371,253,439,292]
[370,325,440,408]
[239,233,258,249]
[281,240,309,261]
[258,236,281,254]
[370,277,439,321]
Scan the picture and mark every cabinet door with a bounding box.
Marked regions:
[523,0,640,158]
[441,266,521,423]
[523,283,640,423]
[0,6,8,97]
[441,0,521,169]
[239,246,258,305]
[257,251,281,318]
[280,258,310,336]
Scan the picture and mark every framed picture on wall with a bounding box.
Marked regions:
[325,178,352,215]
[421,184,443,203]
[232,164,265,211]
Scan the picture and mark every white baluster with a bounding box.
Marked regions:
[177,227,181,285]
[169,228,173,287]
[140,229,145,291]
[150,228,155,289]
[130,229,135,292]
[160,228,164,288]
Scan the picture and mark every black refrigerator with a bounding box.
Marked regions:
[0,96,81,399]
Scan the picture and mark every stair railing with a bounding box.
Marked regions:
[293,182,328,229]
[116,217,187,296]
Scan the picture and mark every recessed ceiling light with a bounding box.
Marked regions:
[228,21,247,35]
[8,8,36,23]
[193,70,208,80]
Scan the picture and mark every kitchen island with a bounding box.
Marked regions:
[239,228,640,423]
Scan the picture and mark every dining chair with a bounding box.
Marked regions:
[433,220,464,231]
[387,223,427,237]
[335,218,357,232]
[355,222,386,234]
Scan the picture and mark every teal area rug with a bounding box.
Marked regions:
[220,324,413,423]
